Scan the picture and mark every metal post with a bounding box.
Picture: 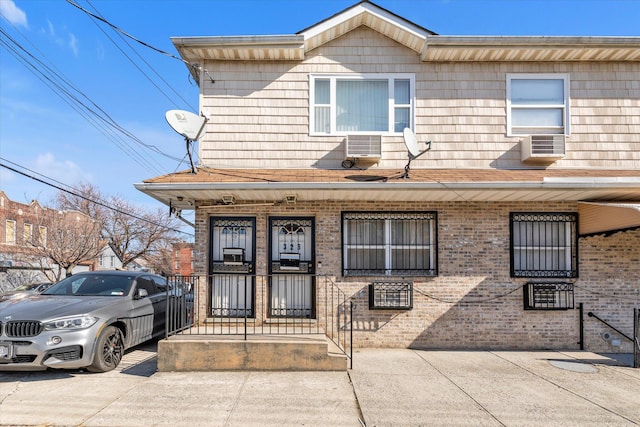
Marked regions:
[578,303,584,350]
[350,300,354,369]
[634,308,639,369]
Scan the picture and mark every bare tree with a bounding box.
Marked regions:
[32,209,104,281]
[55,183,181,271]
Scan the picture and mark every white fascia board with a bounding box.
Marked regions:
[423,35,640,47]
[171,34,304,48]
[300,2,429,42]
[136,178,640,194]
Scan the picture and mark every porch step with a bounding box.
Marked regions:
[157,334,348,372]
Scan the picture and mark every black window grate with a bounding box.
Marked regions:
[510,212,578,278]
[369,281,413,310]
[523,283,574,310]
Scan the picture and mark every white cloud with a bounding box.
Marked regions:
[0,0,28,28]
[69,33,78,57]
[35,153,93,186]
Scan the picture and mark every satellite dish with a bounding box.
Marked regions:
[403,128,421,157]
[165,110,207,141]
[165,110,208,174]
[401,127,431,179]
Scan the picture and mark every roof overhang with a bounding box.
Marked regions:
[171,0,640,75]
[578,202,640,237]
[421,36,640,62]
[135,169,640,212]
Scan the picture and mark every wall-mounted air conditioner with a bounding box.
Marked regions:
[345,135,382,159]
[521,134,566,162]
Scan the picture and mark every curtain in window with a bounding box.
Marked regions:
[336,80,388,132]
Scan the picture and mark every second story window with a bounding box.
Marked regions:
[23,223,33,245]
[507,74,570,136]
[310,74,414,135]
[5,220,16,245]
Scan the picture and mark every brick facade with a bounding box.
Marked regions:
[191,201,639,352]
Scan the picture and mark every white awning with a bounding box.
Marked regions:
[578,202,640,236]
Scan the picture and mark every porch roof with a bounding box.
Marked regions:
[135,168,640,211]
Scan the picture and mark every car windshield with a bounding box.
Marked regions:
[43,275,134,296]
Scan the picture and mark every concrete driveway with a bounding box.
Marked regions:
[1,343,638,426]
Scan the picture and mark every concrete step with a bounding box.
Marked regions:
[157,334,348,371]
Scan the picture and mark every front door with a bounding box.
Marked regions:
[209,217,256,317]
[269,217,315,318]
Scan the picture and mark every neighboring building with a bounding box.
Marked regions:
[0,191,99,288]
[0,191,51,289]
[172,241,194,276]
[136,1,640,352]
[94,242,124,271]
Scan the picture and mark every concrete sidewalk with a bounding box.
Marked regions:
[1,345,638,426]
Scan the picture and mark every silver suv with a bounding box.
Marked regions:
[0,271,171,372]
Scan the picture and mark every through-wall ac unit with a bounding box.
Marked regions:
[345,135,382,159]
[521,134,566,162]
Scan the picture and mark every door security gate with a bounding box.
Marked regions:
[269,217,315,318]
[210,218,255,317]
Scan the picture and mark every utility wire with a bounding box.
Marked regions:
[66,0,188,64]
[0,29,166,176]
[0,160,193,237]
[84,0,196,110]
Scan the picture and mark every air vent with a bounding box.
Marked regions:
[521,135,566,162]
[345,135,382,159]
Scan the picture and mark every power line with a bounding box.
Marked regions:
[84,0,196,110]
[66,0,188,64]
[0,159,193,237]
[0,26,189,175]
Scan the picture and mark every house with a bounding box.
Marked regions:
[0,191,99,288]
[136,1,640,353]
[94,242,124,271]
[172,241,194,276]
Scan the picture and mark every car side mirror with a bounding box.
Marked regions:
[135,288,149,300]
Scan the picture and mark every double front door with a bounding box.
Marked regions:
[209,217,315,319]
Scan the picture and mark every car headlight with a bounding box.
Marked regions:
[45,315,99,330]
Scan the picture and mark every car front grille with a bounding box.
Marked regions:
[0,355,38,364]
[4,321,44,337]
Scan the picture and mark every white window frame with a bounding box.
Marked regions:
[506,73,570,136]
[309,73,415,136]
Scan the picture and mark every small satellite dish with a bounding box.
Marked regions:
[165,110,208,174]
[165,110,207,141]
[401,127,431,179]
[403,128,420,158]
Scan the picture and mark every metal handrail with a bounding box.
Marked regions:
[587,311,633,342]
[165,274,354,368]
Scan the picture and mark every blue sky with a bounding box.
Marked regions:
[1,0,639,212]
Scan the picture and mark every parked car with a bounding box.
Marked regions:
[0,271,175,372]
[0,282,54,302]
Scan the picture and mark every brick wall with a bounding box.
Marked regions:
[191,200,639,352]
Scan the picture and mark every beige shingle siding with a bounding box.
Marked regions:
[198,26,639,170]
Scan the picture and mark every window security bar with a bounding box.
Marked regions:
[369,281,413,310]
[523,282,574,310]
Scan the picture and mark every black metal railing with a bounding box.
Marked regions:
[165,274,354,368]
[587,311,633,342]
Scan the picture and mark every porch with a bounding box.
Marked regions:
[161,275,354,371]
